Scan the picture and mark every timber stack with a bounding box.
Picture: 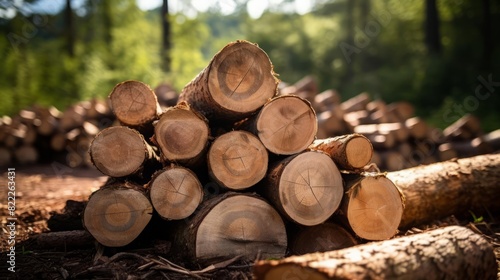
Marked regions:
[82,40,408,265]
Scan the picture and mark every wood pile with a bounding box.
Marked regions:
[282,78,500,171]
[79,41,500,279]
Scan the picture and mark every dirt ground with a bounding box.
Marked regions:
[0,164,499,279]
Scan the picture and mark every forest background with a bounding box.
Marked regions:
[0,0,499,131]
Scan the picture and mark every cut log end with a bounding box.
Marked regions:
[153,105,209,163]
[277,152,343,226]
[208,41,278,114]
[257,96,317,155]
[90,126,147,177]
[149,167,203,220]
[346,175,403,240]
[208,130,268,190]
[195,194,287,262]
[83,184,153,247]
[344,137,372,168]
[109,80,160,126]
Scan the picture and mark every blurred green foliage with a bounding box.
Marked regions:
[0,0,498,131]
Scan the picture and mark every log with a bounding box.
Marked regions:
[86,98,112,119]
[35,106,61,136]
[173,192,287,263]
[154,83,178,107]
[309,134,373,170]
[89,126,160,177]
[263,151,343,226]
[387,154,500,229]
[483,128,500,151]
[148,166,203,220]
[253,226,497,280]
[34,230,94,249]
[362,131,396,150]
[178,40,278,123]
[14,145,38,164]
[151,102,209,166]
[443,114,482,140]
[316,111,345,136]
[438,137,493,160]
[83,182,153,247]
[340,92,370,113]
[280,75,318,103]
[0,146,12,166]
[340,173,403,240]
[59,104,86,131]
[245,95,317,155]
[354,122,410,142]
[405,117,428,139]
[386,101,415,121]
[288,222,358,255]
[312,89,341,113]
[207,130,268,190]
[109,80,162,127]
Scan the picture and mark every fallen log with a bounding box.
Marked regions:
[340,173,403,240]
[148,165,203,220]
[34,230,94,249]
[244,95,317,155]
[386,154,500,229]
[89,126,160,177]
[151,102,209,166]
[262,151,343,226]
[207,130,268,190]
[309,134,373,170]
[172,192,287,264]
[83,181,153,247]
[178,40,278,123]
[253,226,497,280]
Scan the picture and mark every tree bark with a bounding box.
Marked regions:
[89,126,160,178]
[148,165,203,220]
[161,0,171,72]
[207,130,268,190]
[309,134,373,170]
[172,192,287,264]
[262,151,343,226]
[243,95,317,155]
[178,40,278,123]
[386,154,500,229]
[340,173,403,240]
[83,182,153,247]
[253,226,497,280]
[151,102,209,167]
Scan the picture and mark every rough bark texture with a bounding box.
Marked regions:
[253,226,497,280]
[172,192,287,264]
[151,102,209,166]
[263,151,343,226]
[178,40,278,123]
[148,165,203,220]
[387,154,500,229]
[89,126,159,177]
[309,134,373,170]
[340,173,403,240]
[83,182,153,247]
[207,130,268,190]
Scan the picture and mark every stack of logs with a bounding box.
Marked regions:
[282,76,500,171]
[0,100,115,167]
[80,42,500,280]
[83,41,406,263]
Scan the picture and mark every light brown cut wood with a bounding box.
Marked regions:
[342,174,403,240]
[380,150,407,171]
[152,102,209,166]
[60,104,86,131]
[340,92,370,113]
[253,226,497,280]
[35,106,60,136]
[289,222,358,255]
[248,95,317,155]
[312,89,341,113]
[363,131,396,149]
[354,123,410,142]
[148,166,203,220]
[14,145,38,164]
[109,80,162,127]
[386,101,415,121]
[173,192,287,263]
[443,114,482,140]
[483,128,500,150]
[89,126,159,177]
[178,40,278,122]
[316,111,345,136]
[405,117,428,139]
[263,151,343,226]
[280,75,318,103]
[207,130,268,190]
[309,134,373,170]
[86,98,112,119]
[343,110,371,127]
[387,154,500,229]
[83,182,153,247]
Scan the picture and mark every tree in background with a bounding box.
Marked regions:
[161,0,171,72]
[424,0,441,55]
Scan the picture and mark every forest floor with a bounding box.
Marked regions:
[0,165,499,279]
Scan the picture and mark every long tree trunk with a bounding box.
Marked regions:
[387,154,500,229]
[161,0,171,72]
[178,40,278,123]
[253,226,497,280]
[424,0,442,55]
[65,0,75,57]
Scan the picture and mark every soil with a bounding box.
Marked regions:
[0,164,499,279]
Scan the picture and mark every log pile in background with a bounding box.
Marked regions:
[282,77,500,171]
[82,40,406,265]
